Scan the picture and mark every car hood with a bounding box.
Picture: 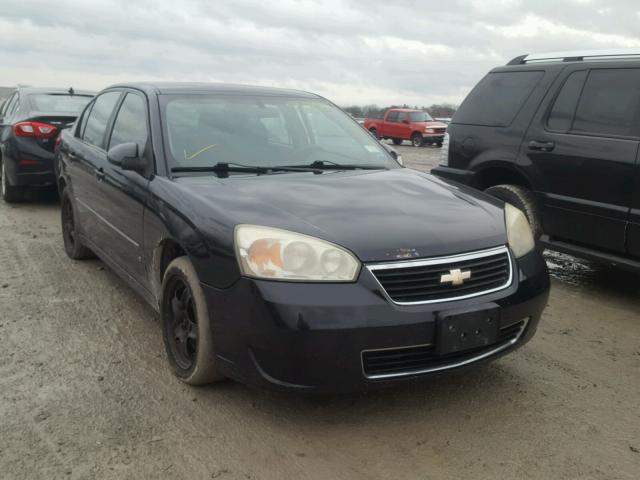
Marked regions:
[175,168,507,263]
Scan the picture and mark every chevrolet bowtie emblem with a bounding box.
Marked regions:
[440,268,472,286]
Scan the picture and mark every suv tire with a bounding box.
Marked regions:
[485,184,543,240]
[411,132,423,147]
[368,128,378,139]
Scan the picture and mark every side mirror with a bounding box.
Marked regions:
[107,142,146,173]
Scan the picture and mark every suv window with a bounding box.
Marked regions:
[454,71,544,127]
[108,93,148,150]
[547,70,587,132]
[397,112,407,122]
[386,111,399,122]
[82,91,121,148]
[572,69,640,137]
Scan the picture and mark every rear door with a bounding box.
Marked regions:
[67,90,123,250]
[99,90,151,283]
[522,66,640,253]
[383,110,401,138]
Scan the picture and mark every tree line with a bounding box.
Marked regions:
[342,103,457,119]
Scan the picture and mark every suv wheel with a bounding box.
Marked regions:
[1,160,25,203]
[411,133,423,147]
[368,128,378,139]
[485,184,543,240]
[161,256,225,385]
[392,138,403,145]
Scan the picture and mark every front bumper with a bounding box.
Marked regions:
[203,249,549,393]
[422,134,445,142]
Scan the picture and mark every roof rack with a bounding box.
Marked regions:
[507,49,640,65]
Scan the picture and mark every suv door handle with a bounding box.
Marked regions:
[95,167,105,181]
[528,140,555,152]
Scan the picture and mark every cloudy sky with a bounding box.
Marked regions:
[1,0,639,106]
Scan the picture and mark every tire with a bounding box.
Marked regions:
[1,159,24,203]
[392,138,403,146]
[436,141,443,147]
[368,128,378,139]
[485,184,543,240]
[411,132,423,147]
[60,189,94,259]
[161,256,224,385]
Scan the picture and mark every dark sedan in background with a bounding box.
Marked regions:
[56,82,549,393]
[0,86,94,202]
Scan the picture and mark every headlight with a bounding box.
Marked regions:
[235,225,360,281]
[425,128,434,133]
[504,203,535,258]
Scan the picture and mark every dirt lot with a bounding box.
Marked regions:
[1,148,639,479]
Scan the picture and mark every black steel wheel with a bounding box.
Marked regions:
[60,189,93,259]
[161,256,224,385]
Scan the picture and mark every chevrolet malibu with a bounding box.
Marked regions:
[56,83,549,392]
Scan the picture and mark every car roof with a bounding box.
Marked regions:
[17,86,95,96]
[105,82,320,98]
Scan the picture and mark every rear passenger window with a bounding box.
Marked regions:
[82,91,121,148]
[386,111,399,122]
[108,93,148,150]
[572,69,640,137]
[454,71,544,127]
[397,112,407,122]
[547,71,587,132]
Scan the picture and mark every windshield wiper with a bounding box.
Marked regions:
[171,162,321,176]
[304,160,388,170]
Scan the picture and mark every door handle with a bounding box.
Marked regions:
[528,140,555,152]
[95,167,105,181]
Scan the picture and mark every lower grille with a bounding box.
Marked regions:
[433,127,446,134]
[362,318,528,379]
[368,246,513,305]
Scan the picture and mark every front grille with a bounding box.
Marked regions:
[434,127,446,134]
[368,246,512,305]
[362,318,528,379]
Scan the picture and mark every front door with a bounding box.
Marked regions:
[99,91,151,283]
[522,66,640,253]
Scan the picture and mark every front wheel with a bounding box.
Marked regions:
[1,160,24,203]
[161,256,224,385]
[485,184,543,240]
[411,133,423,147]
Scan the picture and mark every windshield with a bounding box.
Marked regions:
[28,94,93,114]
[409,111,433,122]
[161,94,398,172]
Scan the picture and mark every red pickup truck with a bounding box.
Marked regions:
[364,108,447,147]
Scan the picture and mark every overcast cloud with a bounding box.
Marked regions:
[1,0,639,106]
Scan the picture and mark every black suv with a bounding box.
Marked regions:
[433,50,640,271]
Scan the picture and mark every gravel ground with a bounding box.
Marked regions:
[1,152,639,479]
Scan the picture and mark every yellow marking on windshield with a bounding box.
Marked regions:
[184,144,218,161]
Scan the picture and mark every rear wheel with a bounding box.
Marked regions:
[1,160,24,203]
[368,128,378,139]
[161,256,224,385]
[392,138,403,145]
[60,189,94,259]
[485,184,543,240]
[411,132,423,147]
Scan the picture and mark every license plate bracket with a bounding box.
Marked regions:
[437,309,499,355]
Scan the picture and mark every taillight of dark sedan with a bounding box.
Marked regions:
[57,82,550,393]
